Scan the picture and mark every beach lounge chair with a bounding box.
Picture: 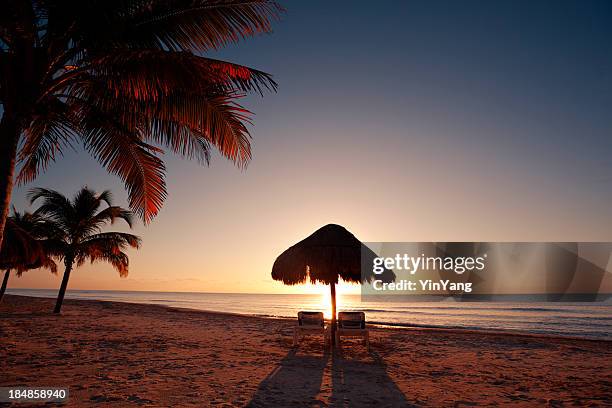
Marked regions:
[293,312,328,347]
[336,312,369,350]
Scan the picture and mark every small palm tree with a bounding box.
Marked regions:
[0,210,58,302]
[0,0,283,248]
[29,187,141,313]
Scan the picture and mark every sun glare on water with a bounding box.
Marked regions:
[321,289,335,320]
[293,282,359,320]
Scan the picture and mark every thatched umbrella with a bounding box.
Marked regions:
[271,224,393,345]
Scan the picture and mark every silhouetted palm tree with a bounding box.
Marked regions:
[29,187,141,313]
[0,210,58,302]
[0,0,283,247]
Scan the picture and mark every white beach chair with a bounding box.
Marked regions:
[336,311,369,350]
[293,311,328,347]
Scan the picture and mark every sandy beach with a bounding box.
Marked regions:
[0,295,610,407]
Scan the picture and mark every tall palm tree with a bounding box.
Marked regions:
[0,0,283,248]
[29,187,141,313]
[0,209,58,302]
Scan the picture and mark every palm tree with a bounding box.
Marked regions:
[0,210,58,302]
[29,187,141,313]
[0,0,283,248]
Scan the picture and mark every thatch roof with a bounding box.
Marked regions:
[271,224,395,286]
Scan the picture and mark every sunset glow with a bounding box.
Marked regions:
[5,1,612,297]
[2,1,611,406]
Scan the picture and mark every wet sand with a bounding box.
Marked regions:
[1,295,610,407]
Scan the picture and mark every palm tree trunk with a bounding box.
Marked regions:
[0,269,10,303]
[54,259,73,314]
[330,282,337,347]
[0,114,20,250]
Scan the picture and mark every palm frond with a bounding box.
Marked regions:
[68,74,252,218]
[72,186,105,224]
[79,109,167,223]
[38,0,282,56]
[124,0,283,52]
[76,243,131,277]
[142,91,253,166]
[40,236,69,260]
[29,188,75,230]
[81,232,141,250]
[202,56,278,95]
[15,256,58,277]
[0,0,37,47]
[9,0,282,224]
[0,209,59,275]
[150,119,212,165]
[97,190,114,207]
[0,218,34,268]
[89,50,277,96]
[72,63,255,168]
[94,251,130,277]
[77,231,140,277]
[16,97,78,185]
[91,206,134,228]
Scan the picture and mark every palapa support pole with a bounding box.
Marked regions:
[330,282,337,348]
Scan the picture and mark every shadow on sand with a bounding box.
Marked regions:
[247,343,412,407]
[329,349,412,407]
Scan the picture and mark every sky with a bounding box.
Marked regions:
[8,0,612,294]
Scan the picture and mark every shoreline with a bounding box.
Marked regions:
[5,294,610,343]
[2,294,610,406]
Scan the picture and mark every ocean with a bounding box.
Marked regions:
[6,289,612,340]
